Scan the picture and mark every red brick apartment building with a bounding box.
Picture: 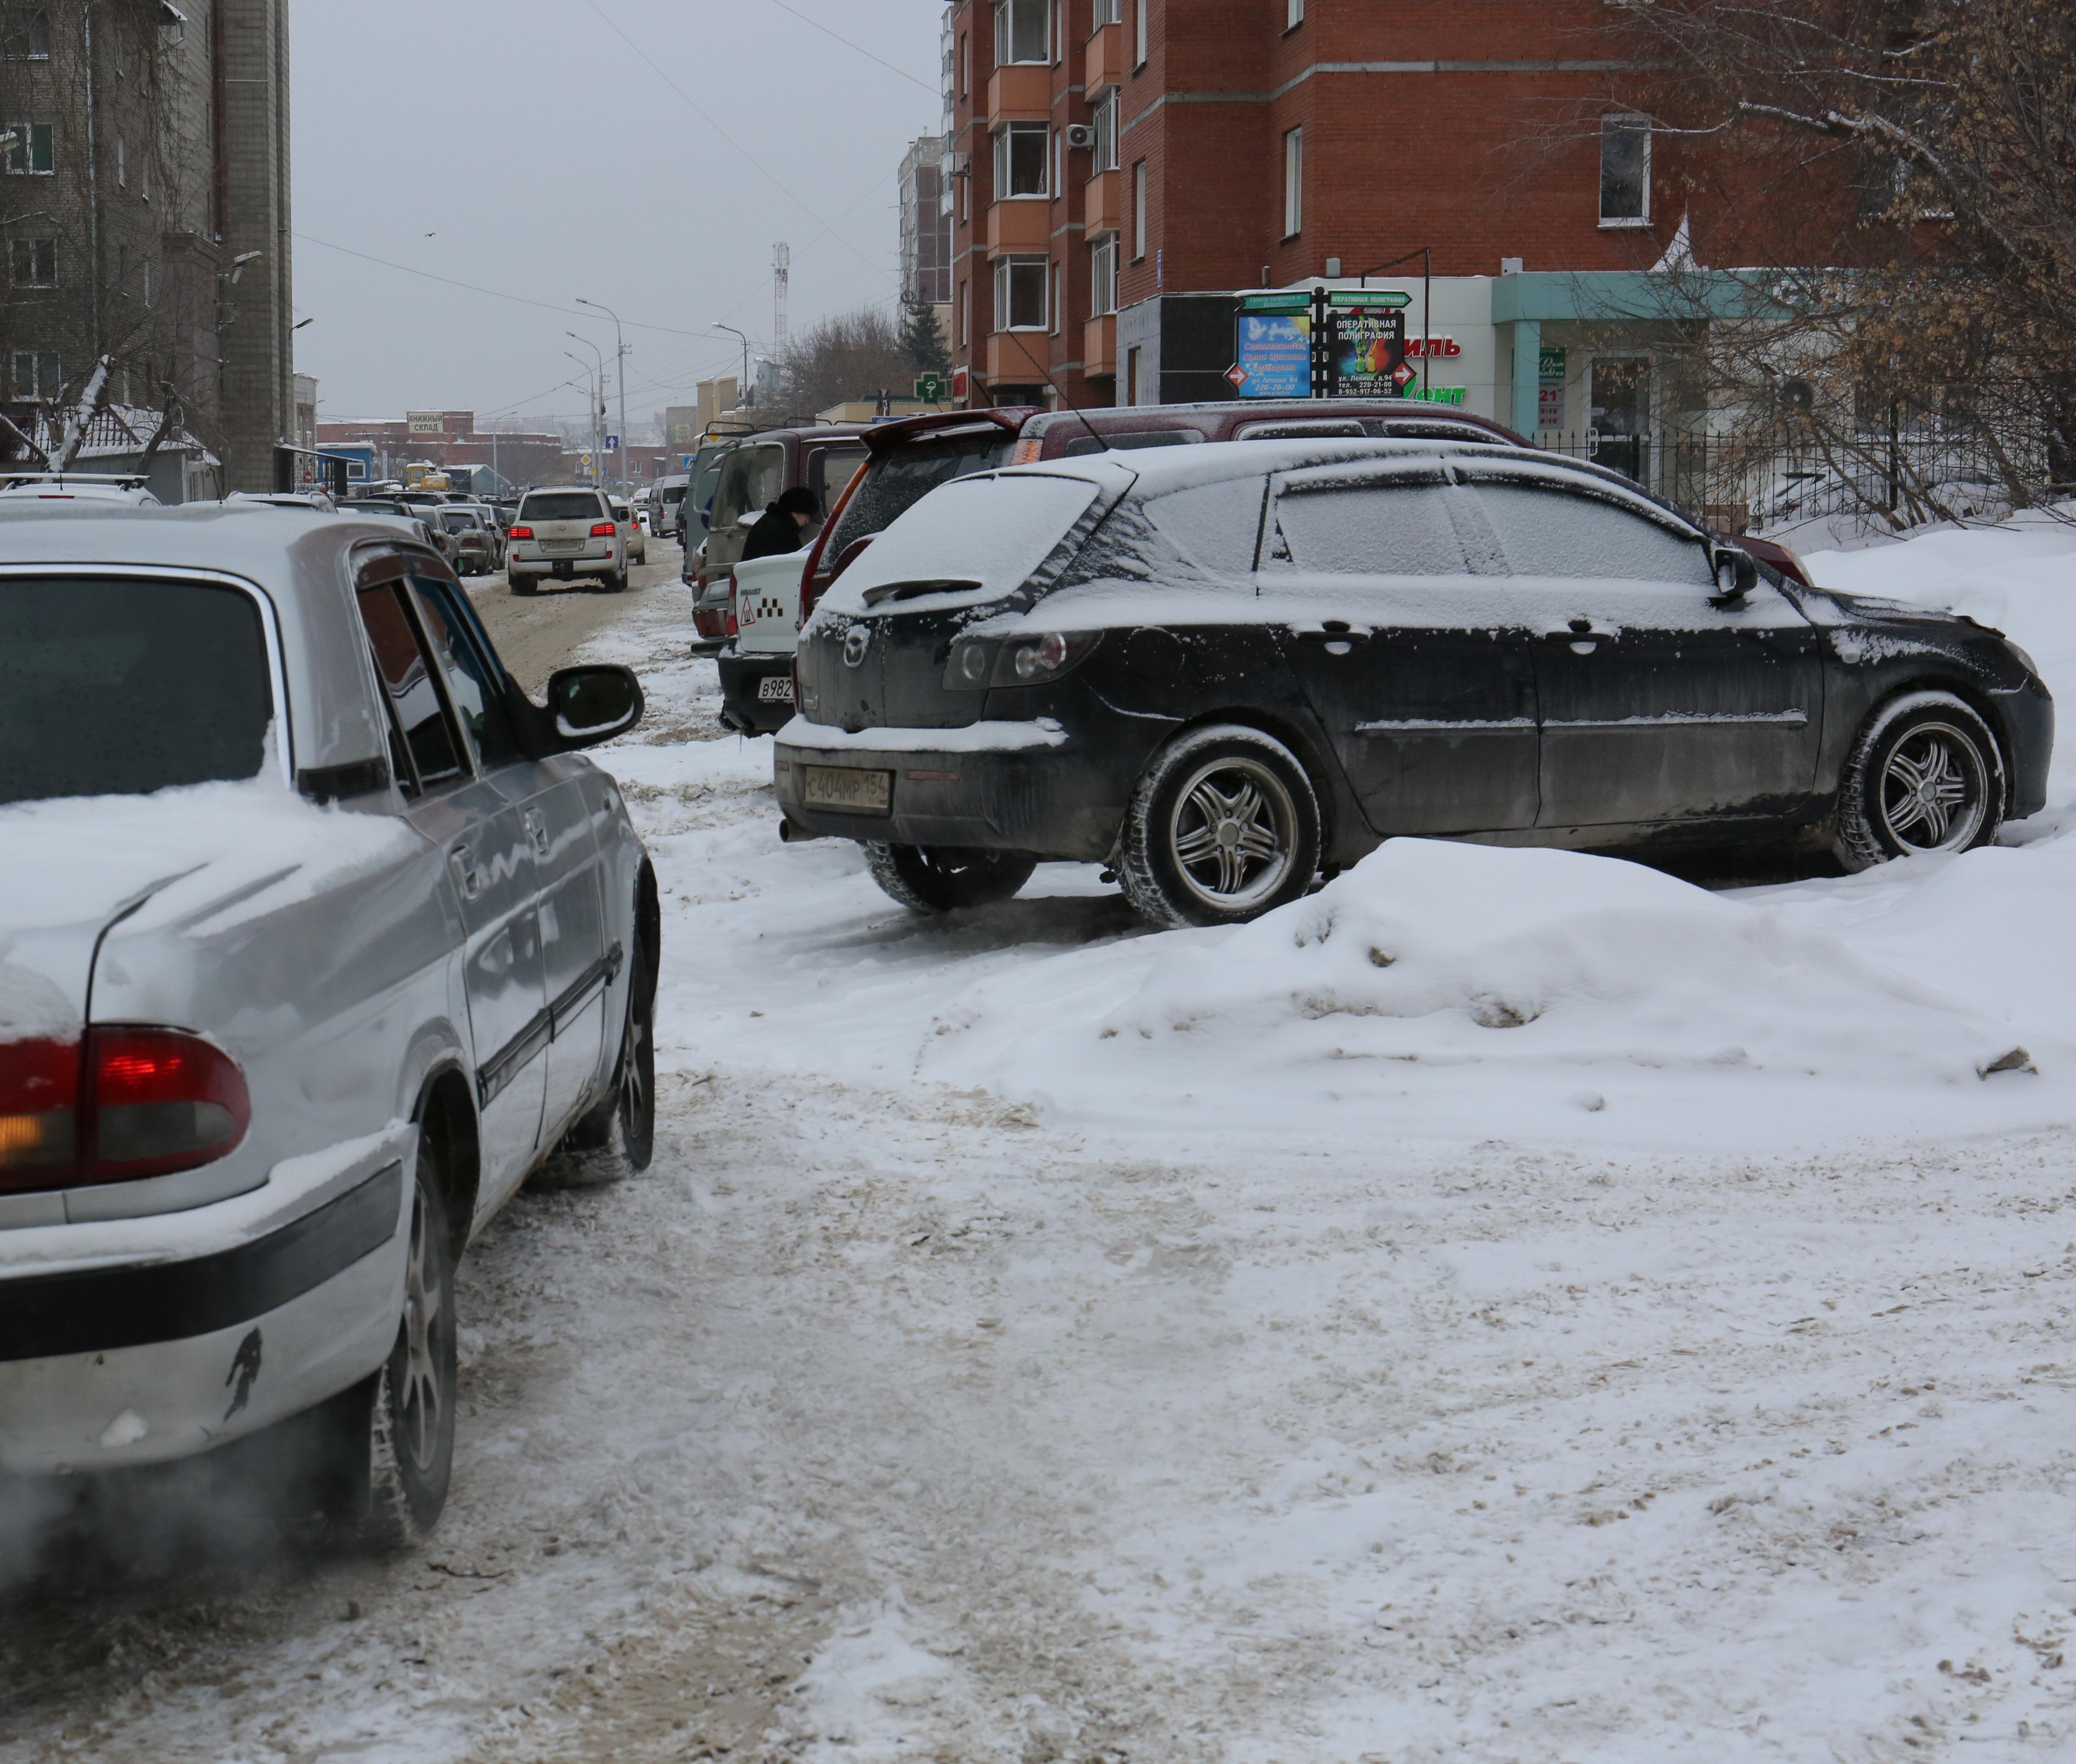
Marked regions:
[944,0,1798,434]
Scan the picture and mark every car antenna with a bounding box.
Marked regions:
[1007,330,1105,454]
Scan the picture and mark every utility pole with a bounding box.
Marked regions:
[713,323,752,408]
[772,243,790,365]
[566,332,605,483]
[577,298,630,492]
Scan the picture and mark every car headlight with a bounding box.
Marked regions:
[944,630,1100,691]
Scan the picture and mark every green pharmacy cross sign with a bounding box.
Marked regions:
[913,373,946,401]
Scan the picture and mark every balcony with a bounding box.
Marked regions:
[1084,23,1126,93]
[1084,169,1123,237]
[985,333,1053,386]
[1083,314,1117,377]
[987,62,1051,125]
[987,198,1052,256]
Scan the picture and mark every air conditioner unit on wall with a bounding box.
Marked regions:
[1065,124,1096,151]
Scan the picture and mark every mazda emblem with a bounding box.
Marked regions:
[842,626,871,668]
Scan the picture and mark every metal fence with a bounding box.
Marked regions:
[1531,422,2052,535]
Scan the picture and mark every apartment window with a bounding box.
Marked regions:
[1125,344,1141,405]
[994,121,1049,197]
[958,31,968,96]
[0,7,49,58]
[1053,126,1064,199]
[1094,0,1121,23]
[3,122,53,174]
[10,236,53,287]
[1092,89,1120,172]
[11,345,59,400]
[1050,260,1062,334]
[995,255,1048,330]
[997,0,1049,65]
[1600,114,1651,225]
[117,135,125,188]
[1133,0,1148,66]
[1051,0,1063,61]
[1282,126,1303,237]
[1090,235,1118,317]
[958,278,969,347]
[1286,0,1304,24]
[1131,159,1147,259]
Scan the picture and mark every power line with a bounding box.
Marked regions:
[764,0,939,93]
[582,0,883,277]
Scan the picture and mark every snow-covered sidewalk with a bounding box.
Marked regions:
[11,513,2076,1764]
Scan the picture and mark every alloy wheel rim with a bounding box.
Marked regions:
[1878,721,1988,854]
[1167,756,1298,911]
[398,1189,445,1473]
[620,994,651,1129]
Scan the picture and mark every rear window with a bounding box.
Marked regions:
[825,473,1101,613]
[660,485,687,506]
[823,433,1016,560]
[1061,428,1206,458]
[712,444,785,530]
[519,492,605,523]
[0,577,273,806]
[439,510,480,532]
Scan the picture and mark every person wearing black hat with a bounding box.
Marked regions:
[741,485,821,560]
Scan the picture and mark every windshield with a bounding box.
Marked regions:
[823,432,1017,561]
[519,491,604,523]
[0,577,273,806]
[712,444,785,530]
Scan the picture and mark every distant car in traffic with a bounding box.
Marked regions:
[612,498,647,566]
[0,500,658,1541]
[437,503,503,576]
[651,472,689,539]
[506,486,630,595]
[777,438,2052,924]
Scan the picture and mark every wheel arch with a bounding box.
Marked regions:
[1854,673,2014,808]
[413,1061,480,1264]
[1161,704,1350,860]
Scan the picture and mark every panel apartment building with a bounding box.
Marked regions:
[0,0,292,492]
[944,0,1830,461]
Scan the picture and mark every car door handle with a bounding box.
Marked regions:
[449,843,483,901]
[1292,624,1373,647]
[523,807,551,857]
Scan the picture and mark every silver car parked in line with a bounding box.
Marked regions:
[0,502,659,1543]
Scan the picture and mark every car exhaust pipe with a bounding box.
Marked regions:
[777,817,826,844]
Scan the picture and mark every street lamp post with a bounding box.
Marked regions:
[577,298,630,492]
[565,333,607,480]
[564,344,603,482]
[712,324,752,408]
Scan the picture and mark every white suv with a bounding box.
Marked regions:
[507,486,628,595]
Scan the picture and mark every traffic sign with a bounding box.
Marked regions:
[605,434,620,452]
[913,373,945,401]
[1225,363,1248,389]
[1391,362,1417,389]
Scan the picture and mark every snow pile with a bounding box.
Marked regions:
[924,837,2064,1148]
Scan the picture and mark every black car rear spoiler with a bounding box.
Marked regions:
[862,407,1043,454]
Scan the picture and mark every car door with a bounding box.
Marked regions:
[356,566,547,1204]
[1460,469,1826,829]
[1256,461,1541,834]
[409,575,613,1156]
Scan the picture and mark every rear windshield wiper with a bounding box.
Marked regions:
[860,578,983,608]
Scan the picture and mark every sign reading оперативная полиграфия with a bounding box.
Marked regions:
[1230,287,1416,400]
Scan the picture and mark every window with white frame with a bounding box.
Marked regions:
[958,277,968,346]
[1282,126,1303,237]
[1599,114,1650,224]
[11,345,59,399]
[1050,260,1062,333]
[1090,234,1118,317]
[994,121,1049,197]
[1286,0,1304,25]
[10,236,53,287]
[3,122,53,174]
[997,0,1049,64]
[1093,0,1121,24]
[1131,159,1146,259]
[1092,89,1120,172]
[995,255,1049,330]
[1134,0,1147,66]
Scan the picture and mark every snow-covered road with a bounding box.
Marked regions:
[9,521,2076,1762]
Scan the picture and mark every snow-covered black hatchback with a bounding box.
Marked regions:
[774,440,2052,927]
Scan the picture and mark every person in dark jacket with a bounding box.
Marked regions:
[740,485,820,560]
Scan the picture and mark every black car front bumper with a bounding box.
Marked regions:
[717,650,797,735]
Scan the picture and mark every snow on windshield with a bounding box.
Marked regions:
[815,472,1101,616]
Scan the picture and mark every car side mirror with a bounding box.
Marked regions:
[547,664,644,747]
[1712,547,1758,604]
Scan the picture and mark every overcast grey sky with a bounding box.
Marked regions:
[290,0,942,427]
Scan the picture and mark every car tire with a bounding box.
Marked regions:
[603,570,629,594]
[1833,689,2005,872]
[1119,723,1322,928]
[510,573,537,597]
[306,1142,457,1549]
[556,874,659,1176]
[865,842,1037,913]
